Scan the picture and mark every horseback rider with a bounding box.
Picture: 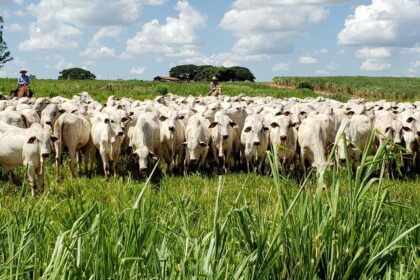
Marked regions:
[208,76,221,96]
[13,68,33,97]
[17,68,30,90]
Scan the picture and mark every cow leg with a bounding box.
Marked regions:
[99,147,109,181]
[27,164,37,196]
[36,169,45,194]
[68,148,77,177]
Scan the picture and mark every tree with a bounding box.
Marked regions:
[169,64,212,81]
[58,68,96,80]
[230,66,255,82]
[194,66,220,82]
[0,16,13,68]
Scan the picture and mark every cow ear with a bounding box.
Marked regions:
[270,122,279,128]
[50,136,59,142]
[199,141,208,147]
[385,127,392,133]
[122,116,131,123]
[407,117,415,123]
[159,116,168,121]
[149,152,158,160]
[345,111,355,116]
[104,118,110,124]
[229,121,238,128]
[27,136,37,144]
[208,122,218,128]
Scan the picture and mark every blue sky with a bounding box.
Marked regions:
[1,0,420,81]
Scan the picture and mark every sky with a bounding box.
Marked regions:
[0,0,420,81]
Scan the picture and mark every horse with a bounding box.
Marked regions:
[12,84,33,98]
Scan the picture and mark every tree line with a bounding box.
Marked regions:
[169,64,255,82]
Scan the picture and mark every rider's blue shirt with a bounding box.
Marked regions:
[18,75,30,86]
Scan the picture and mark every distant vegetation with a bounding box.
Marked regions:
[58,68,96,80]
[0,79,315,102]
[169,64,255,82]
[0,16,13,68]
[273,76,420,101]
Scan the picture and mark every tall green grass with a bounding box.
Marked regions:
[0,79,317,102]
[273,76,420,101]
[0,136,418,279]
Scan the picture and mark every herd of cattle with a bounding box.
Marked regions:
[0,92,419,195]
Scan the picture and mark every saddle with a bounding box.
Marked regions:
[17,84,31,98]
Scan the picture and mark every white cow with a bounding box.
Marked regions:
[158,109,186,172]
[53,113,93,177]
[208,111,240,172]
[182,114,210,174]
[0,122,57,196]
[269,115,297,171]
[241,114,270,173]
[130,113,160,174]
[335,115,372,165]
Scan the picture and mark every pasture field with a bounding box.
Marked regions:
[0,79,419,279]
[272,76,420,101]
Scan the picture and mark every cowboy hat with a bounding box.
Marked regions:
[212,76,218,81]
[20,68,28,73]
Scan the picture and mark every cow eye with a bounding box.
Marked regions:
[300,111,306,115]
[403,127,411,132]
[111,120,115,123]
[244,126,252,133]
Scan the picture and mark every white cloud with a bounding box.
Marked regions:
[123,1,206,57]
[299,55,318,64]
[5,23,23,32]
[338,0,420,47]
[355,47,392,72]
[13,0,23,5]
[355,47,392,59]
[360,59,391,71]
[54,56,74,70]
[272,63,290,72]
[325,62,338,71]
[82,27,121,58]
[408,60,420,73]
[316,69,330,75]
[18,0,166,51]
[130,66,146,75]
[220,2,329,56]
[314,48,329,55]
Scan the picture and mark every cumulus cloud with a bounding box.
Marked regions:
[272,63,290,72]
[408,60,420,73]
[360,59,391,72]
[5,23,23,32]
[18,0,165,51]
[219,0,349,59]
[123,1,206,57]
[130,66,146,75]
[82,27,121,58]
[299,55,318,64]
[355,47,392,59]
[338,0,420,48]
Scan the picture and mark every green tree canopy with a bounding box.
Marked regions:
[169,64,212,81]
[58,68,96,80]
[0,16,13,68]
[189,65,256,82]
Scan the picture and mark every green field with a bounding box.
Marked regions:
[0,79,419,279]
[273,76,420,101]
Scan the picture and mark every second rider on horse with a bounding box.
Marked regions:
[14,68,33,98]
